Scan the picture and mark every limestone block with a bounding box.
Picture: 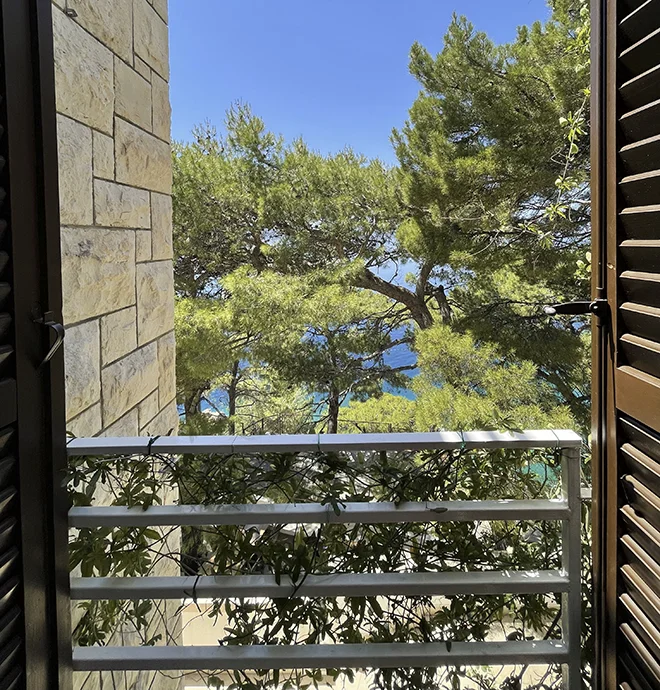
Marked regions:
[115,58,152,131]
[100,407,139,437]
[152,0,168,23]
[93,130,114,180]
[94,180,150,229]
[136,261,175,345]
[151,72,171,142]
[134,0,169,79]
[151,192,173,260]
[157,330,176,407]
[136,230,152,262]
[67,0,133,63]
[140,398,179,436]
[138,390,159,430]
[66,403,102,438]
[115,118,172,194]
[64,320,100,420]
[134,55,151,81]
[61,228,136,324]
[101,306,137,365]
[101,343,158,426]
[57,115,93,225]
[53,9,114,134]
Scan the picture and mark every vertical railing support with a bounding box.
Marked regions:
[561,445,582,689]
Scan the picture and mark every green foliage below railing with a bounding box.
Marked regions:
[66,444,590,689]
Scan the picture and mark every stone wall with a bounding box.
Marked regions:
[52,2,181,689]
[53,0,178,441]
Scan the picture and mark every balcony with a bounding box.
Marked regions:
[66,429,583,689]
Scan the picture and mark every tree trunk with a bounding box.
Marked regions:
[184,388,204,417]
[227,360,240,434]
[327,391,340,434]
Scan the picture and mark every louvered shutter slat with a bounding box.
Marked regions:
[621,623,660,687]
[621,65,660,110]
[620,303,660,340]
[620,0,660,46]
[620,136,660,174]
[622,564,660,630]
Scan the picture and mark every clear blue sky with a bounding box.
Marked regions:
[170,0,550,163]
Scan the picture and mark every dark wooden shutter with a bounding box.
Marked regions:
[0,1,70,689]
[593,0,660,688]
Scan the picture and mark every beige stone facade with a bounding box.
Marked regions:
[53,2,180,688]
[54,0,178,441]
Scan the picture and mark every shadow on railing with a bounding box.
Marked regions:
[66,430,583,690]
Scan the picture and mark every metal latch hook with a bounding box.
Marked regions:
[543,299,610,319]
[34,311,65,366]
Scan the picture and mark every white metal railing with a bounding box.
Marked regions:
[66,429,583,688]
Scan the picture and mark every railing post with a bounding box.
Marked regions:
[561,445,582,689]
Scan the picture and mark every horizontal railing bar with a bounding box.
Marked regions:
[69,498,570,528]
[72,640,569,671]
[66,429,582,457]
[71,570,570,601]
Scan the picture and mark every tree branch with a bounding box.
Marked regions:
[354,268,434,329]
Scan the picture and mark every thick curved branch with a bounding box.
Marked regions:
[354,268,434,329]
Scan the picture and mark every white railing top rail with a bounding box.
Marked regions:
[66,428,582,456]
